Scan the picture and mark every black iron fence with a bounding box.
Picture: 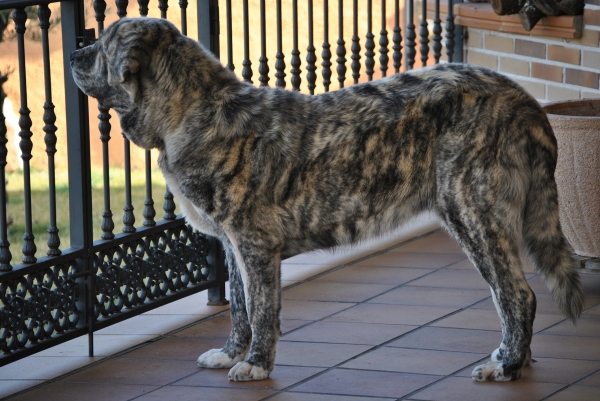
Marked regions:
[0,0,462,367]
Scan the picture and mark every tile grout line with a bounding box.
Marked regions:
[539,367,600,401]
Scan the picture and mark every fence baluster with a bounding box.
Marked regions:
[179,0,188,34]
[351,0,361,84]
[406,0,416,70]
[379,0,388,78]
[143,151,156,227]
[116,0,128,18]
[446,0,456,62]
[336,0,346,88]
[420,0,430,67]
[158,0,169,18]
[242,0,253,83]
[365,0,375,81]
[0,76,11,271]
[38,5,61,256]
[226,0,234,71]
[138,0,149,16]
[94,0,115,240]
[321,0,331,92]
[163,189,176,220]
[291,0,302,90]
[433,0,442,64]
[259,0,269,87]
[393,0,402,73]
[275,0,286,87]
[307,0,317,94]
[14,9,36,263]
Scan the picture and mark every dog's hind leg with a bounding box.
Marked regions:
[197,255,252,369]
[226,237,282,381]
[438,192,536,381]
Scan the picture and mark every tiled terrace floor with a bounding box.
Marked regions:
[2,218,600,400]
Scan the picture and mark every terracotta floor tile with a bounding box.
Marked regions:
[408,269,495,290]
[545,385,600,401]
[175,365,324,390]
[292,368,440,398]
[579,370,600,386]
[540,316,600,337]
[528,276,552,294]
[470,293,600,315]
[410,376,564,401]
[62,357,198,385]
[95,314,208,336]
[133,385,275,401]
[280,299,356,321]
[532,334,600,360]
[275,341,372,367]
[281,281,395,303]
[430,308,565,333]
[269,392,391,401]
[581,273,600,297]
[281,319,312,334]
[281,321,416,345]
[367,286,491,308]
[583,303,600,316]
[122,336,226,361]
[173,315,231,338]
[7,382,159,401]
[354,252,466,269]
[341,347,488,375]
[315,265,434,285]
[388,327,502,354]
[391,234,465,254]
[455,357,600,384]
[326,303,457,326]
[0,380,44,399]
[444,259,476,270]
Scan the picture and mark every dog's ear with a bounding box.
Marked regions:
[107,52,142,86]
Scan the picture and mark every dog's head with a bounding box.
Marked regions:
[70,18,184,149]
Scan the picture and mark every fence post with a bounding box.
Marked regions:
[60,0,95,356]
[197,0,220,57]
[206,236,229,305]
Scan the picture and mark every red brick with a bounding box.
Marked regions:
[548,45,581,65]
[515,39,546,59]
[531,63,563,82]
[565,68,599,89]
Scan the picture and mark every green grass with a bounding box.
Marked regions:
[4,167,176,264]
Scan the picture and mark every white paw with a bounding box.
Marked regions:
[228,361,270,381]
[197,349,244,369]
[491,347,503,362]
[472,361,502,381]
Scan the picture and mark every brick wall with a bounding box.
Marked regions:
[463,1,600,103]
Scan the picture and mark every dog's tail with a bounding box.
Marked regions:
[522,123,584,323]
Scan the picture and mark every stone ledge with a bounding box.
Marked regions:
[453,2,583,39]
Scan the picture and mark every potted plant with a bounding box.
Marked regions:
[543,99,600,269]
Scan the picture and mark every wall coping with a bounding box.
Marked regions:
[453,2,583,39]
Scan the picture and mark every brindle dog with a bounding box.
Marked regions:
[71,17,584,382]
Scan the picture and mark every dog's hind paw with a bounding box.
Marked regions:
[228,361,270,381]
[197,349,244,369]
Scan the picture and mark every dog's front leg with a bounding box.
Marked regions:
[197,255,252,368]
[227,239,282,382]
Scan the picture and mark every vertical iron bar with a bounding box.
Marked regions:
[321,0,331,92]
[365,0,375,81]
[180,0,188,35]
[336,0,346,89]
[38,4,61,256]
[275,0,286,87]
[379,0,389,78]
[242,0,253,84]
[433,0,442,64]
[206,236,229,305]
[307,0,317,94]
[61,0,94,357]
[351,0,361,84]
[291,0,302,90]
[14,9,36,264]
[158,0,169,18]
[446,0,456,62]
[138,0,150,16]
[259,0,269,87]
[393,0,402,73]
[116,0,128,18]
[94,0,115,240]
[226,0,234,71]
[406,0,416,70]
[420,0,430,67]
[143,151,156,227]
[0,76,11,271]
